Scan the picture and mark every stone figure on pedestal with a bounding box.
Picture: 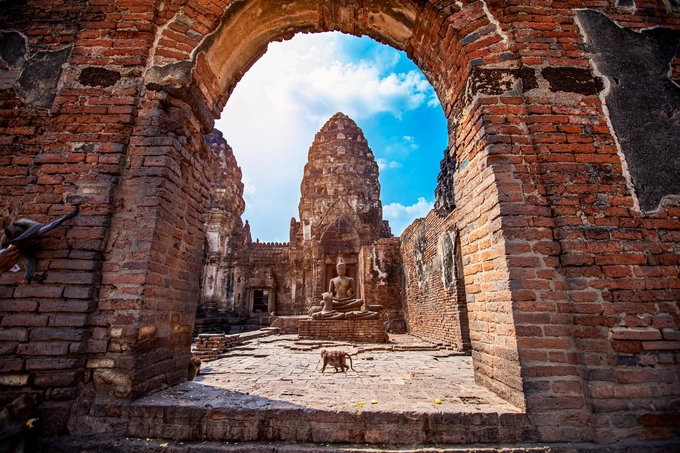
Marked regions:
[308,260,380,320]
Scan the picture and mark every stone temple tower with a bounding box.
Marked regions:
[291,112,392,306]
[200,130,247,311]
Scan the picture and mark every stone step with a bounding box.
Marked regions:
[126,384,533,446]
[40,437,680,453]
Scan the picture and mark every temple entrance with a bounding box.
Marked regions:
[164,0,526,411]
[187,0,526,427]
[1,0,677,448]
[251,289,269,314]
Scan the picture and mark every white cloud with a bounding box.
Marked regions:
[383,197,434,236]
[377,158,402,170]
[295,64,431,120]
[241,174,256,196]
[403,135,419,149]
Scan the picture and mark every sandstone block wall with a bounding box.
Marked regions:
[359,238,404,324]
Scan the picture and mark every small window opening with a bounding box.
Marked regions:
[253,290,269,313]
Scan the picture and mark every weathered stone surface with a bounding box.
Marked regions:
[294,112,392,310]
[576,9,680,211]
[0,30,28,68]
[199,129,246,315]
[15,46,71,109]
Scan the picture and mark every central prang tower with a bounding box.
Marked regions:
[291,112,392,308]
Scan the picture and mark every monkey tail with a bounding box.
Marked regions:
[346,353,354,371]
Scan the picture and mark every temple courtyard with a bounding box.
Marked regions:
[189,334,517,415]
[111,334,535,450]
[46,334,676,451]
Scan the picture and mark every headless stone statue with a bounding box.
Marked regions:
[309,260,379,320]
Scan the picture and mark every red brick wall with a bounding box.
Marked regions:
[298,318,386,343]
[401,211,472,352]
[0,0,145,435]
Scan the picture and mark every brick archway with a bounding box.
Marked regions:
[131,0,527,408]
[1,0,679,447]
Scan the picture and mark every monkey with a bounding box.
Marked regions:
[319,349,354,373]
[0,394,38,453]
[1,206,79,282]
[188,356,202,381]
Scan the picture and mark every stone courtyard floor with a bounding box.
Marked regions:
[191,334,520,415]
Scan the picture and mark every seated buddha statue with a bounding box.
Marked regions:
[327,261,364,312]
[308,260,379,320]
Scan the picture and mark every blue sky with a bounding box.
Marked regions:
[214,32,447,242]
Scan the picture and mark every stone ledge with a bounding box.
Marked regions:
[37,437,680,453]
[192,327,281,360]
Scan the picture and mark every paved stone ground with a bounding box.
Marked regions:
[193,334,519,415]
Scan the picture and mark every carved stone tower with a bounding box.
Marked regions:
[199,113,394,319]
[200,130,247,311]
[292,112,392,306]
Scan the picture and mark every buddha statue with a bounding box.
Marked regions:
[327,261,364,312]
[308,260,380,320]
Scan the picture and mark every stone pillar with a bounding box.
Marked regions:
[267,286,276,314]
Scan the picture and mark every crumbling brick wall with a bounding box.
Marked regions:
[401,211,471,352]
[0,0,143,436]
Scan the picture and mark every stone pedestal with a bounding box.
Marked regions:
[298,318,386,343]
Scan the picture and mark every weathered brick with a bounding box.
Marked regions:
[13,286,64,299]
[0,358,24,373]
[610,328,662,341]
[29,328,88,342]
[17,342,69,356]
[25,358,79,371]
[64,286,96,299]
[34,372,77,387]
[0,299,39,312]
[1,314,49,327]
[0,374,30,386]
[617,369,676,384]
[50,314,89,327]
[641,341,680,351]
[39,300,94,313]
[0,329,28,342]
[661,329,680,341]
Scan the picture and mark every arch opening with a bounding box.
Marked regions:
[184,0,526,412]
